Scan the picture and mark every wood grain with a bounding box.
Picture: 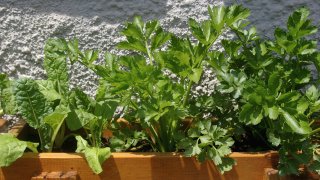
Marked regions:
[0,152,279,180]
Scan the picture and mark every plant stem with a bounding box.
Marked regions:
[182,80,193,107]
[149,124,166,152]
[311,127,320,135]
[145,41,154,64]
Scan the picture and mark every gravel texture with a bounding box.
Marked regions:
[0,115,20,133]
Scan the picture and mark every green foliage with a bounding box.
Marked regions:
[75,136,111,174]
[208,6,320,175]
[178,120,235,173]
[73,4,252,174]
[0,134,38,167]
[0,74,16,115]
[1,4,320,177]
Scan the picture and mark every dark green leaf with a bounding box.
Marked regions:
[15,79,51,129]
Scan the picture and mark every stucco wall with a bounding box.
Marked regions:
[0,0,319,95]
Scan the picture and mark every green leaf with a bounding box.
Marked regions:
[66,109,96,131]
[43,108,69,149]
[69,88,94,111]
[14,79,51,129]
[145,20,159,39]
[274,28,296,53]
[75,136,111,174]
[199,135,211,146]
[67,39,80,63]
[296,98,309,114]
[0,134,38,167]
[287,8,317,39]
[267,130,280,146]
[293,68,310,84]
[217,158,236,174]
[151,28,171,50]
[306,85,320,101]
[94,100,118,120]
[82,50,99,64]
[44,40,69,88]
[184,144,201,157]
[208,148,222,165]
[280,109,311,134]
[117,40,147,54]
[189,68,203,83]
[239,104,263,125]
[37,80,62,101]
[248,93,262,105]
[208,5,225,30]
[225,5,250,27]
[189,18,206,44]
[0,74,16,114]
[268,72,282,95]
[267,106,279,120]
[121,17,144,40]
[277,92,300,104]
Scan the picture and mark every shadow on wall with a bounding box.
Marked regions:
[0,0,169,23]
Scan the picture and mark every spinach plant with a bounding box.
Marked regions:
[0,39,118,174]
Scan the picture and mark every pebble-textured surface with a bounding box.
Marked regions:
[0,0,319,96]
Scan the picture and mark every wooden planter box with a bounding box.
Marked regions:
[0,152,280,180]
[0,121,318,180]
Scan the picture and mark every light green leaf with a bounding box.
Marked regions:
[0,74,16,114]
[280,109,311,134]
[44,49,69,89]
[117,41,147,54]
[76,136,111,174]
[209,5,225,30]
[217,157,236,174]
[225,5,250,26]
[66,109,96,131]
[208,148,222,165]
[268,106,279,120]
[267,130,280,146]
[145,20,159,39]
[189,68,203,83]
[44,108,69,149]
[37,80,62,101]
[296,98,309,114]
[67,39,79,63]
[94,100,118,120]
[0,134,38,167]
[151,28,171,50]
[306,85,319,101]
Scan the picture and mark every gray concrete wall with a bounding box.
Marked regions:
[0,0,319,95]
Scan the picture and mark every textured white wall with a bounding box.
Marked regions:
[0,0,319,95]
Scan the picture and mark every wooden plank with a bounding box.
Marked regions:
[0,119,7,128]
[7,120,26,137]
[0,152,279,180]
